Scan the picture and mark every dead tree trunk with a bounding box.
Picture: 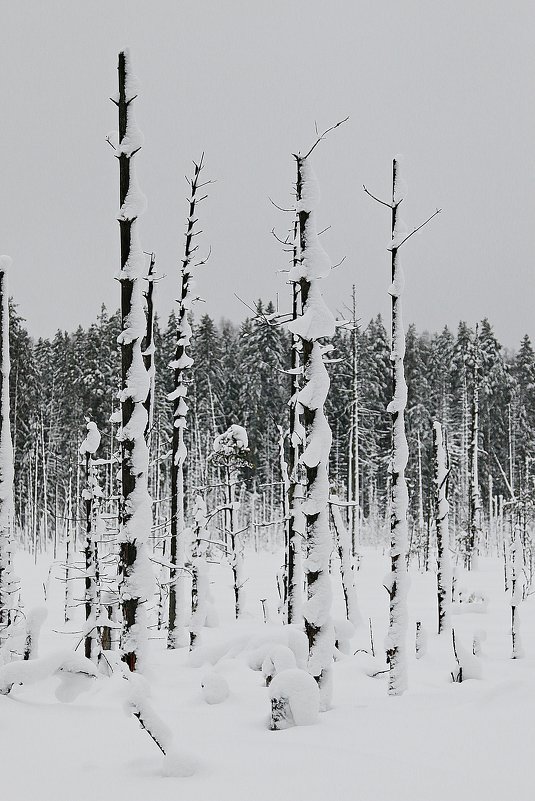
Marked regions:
[433,422,451,634]
[365,158,440,695]
[143,252,156,442]
[288,142,339,707]
[385,158,410,696]
[0,257,16,638]
[168,156,207,648]
[348,284,361,561]
[467,327,482,569]
[115,50,153,672]
[286,217,305,625]
[80,423,102,663]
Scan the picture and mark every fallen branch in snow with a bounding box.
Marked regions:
[124,672,196,777]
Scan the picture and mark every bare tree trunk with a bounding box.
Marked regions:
[143,252,156,442]
[330,496,359,625]
[433,422,451,634]
[0,258,16,636]
[467,328,482,570]
[286,221,304,624]
[168,156,206,648]
[385,159,409,696]
[64,471,73,623]
[417,430,425,566]
[511,513,524,658]
[348,284,361,562]
[82,447,102,664]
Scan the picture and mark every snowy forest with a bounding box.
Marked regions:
[2,37,535,801]
[11,303,535,573]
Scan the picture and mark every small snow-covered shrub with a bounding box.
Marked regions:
[269,668,319,730]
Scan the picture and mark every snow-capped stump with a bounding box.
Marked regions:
[269,668,320,730]
[201,671,229,704]
[262,645,296,686]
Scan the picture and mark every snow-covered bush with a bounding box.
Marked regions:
[269,668,320,730]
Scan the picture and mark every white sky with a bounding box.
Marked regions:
[1,0,534,347]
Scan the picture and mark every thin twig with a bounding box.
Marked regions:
[391,208,442,250]
[300,116,350,160]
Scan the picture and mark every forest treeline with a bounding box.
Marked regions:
[10,299,535,553]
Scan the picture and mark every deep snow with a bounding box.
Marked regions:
[1,545,534,801]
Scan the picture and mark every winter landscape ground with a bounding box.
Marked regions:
[2,547,534,801]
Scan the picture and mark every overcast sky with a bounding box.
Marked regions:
[1,1,533,347]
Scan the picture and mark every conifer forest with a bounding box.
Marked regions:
[2,4,535,801]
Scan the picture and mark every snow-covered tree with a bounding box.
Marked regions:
[433,421,451,634]
[209,425,250,618]
[0,256,18,640]
[168,155,208,649]
[189,494,216,649]
[383,159,410,696]
[142,252,157,441]
[113,50,153,672]
[365,158,440,695]
[330,494,359,626]
[467,327,482,569]
[80,421,103,663]
[288,144,337,706]
[347,285,361,558]
[510,518,524,659]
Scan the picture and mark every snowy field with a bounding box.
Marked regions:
[1,545,533,801]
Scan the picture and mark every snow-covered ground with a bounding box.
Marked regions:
[2,545,534,801]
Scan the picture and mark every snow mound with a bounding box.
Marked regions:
[201,671,229,704]
[262,645,296,685]
[248,626,308,671]
[334,618,356,655]
[162,749,197,778]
